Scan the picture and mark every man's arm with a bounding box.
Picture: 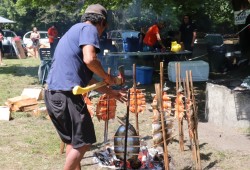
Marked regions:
[82,45,116,85]
[88,77,127,103]
[156,33,166,49]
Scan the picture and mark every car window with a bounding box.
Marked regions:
[4,31,16,37]
[40,33,48,39]
[25,32,31,38]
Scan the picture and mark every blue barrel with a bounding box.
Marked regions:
[136,66,154,84]
[124,37,139,52]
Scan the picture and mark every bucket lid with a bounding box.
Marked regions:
[136,66,153,70]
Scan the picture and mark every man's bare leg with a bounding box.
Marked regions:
[64,144,90,170]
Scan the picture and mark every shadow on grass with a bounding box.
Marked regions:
[200,152,213,161]
[203,160,219,170]
[0,64,39,77]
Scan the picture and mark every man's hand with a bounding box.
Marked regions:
[104,75,124,86]
[107,89,127,103]
[104,75,116,85]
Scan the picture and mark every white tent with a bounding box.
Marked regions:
[0,16,15,23]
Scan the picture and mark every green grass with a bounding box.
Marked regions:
[0,58,65,170]
[0,58,123,169]
[1,58,250,170]
[0,58,40,105]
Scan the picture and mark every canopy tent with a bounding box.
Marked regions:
[0,16,15,23]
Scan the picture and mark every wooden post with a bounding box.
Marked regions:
[60,141,65,154]
[155,84,169,170]
[175,62,184,151]
[159,62,169,170]
[133,64,139,135]
[189,71,201,170]
[185,71,197,164]
[104,68,111,143]
[123,89,131,170]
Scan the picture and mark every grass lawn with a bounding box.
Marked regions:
[0,58,124,170]
[0,58,41,105]
[2,58,250,170]
[0,58,66,169]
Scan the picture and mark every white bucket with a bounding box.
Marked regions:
[0,106,10,121]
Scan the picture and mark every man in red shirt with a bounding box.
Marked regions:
[47,24,58,56]
[143,21,166,51]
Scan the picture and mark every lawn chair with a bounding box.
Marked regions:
[38,48,52,85]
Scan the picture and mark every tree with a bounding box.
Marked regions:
[0,0,239,36]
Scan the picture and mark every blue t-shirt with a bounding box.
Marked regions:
[46,23,100,91]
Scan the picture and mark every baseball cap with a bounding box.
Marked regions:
[85,4,107,19]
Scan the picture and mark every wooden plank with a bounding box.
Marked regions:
[20,104,38,112]
[15,40,26,59]
[21,88,43,100]
[7,96,30,104]
[14,98,37,108]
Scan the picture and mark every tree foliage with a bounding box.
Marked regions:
[0,0,247,36]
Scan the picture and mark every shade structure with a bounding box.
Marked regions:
[0,16,15,23]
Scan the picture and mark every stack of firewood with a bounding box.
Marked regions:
[5,96,38,112]
[4,88,48,118]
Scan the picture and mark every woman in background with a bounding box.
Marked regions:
[30,27,40,58]
[179,15,197,51]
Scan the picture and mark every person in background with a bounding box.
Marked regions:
[48,24,58,56]
[143,21,166,52]
[30,27,40,58]
[179,15,197,51]
[138,26,147,51]
[44,4,127,170]
[0,24,5,66]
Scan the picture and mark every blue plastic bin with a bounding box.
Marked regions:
[136,66,154,85]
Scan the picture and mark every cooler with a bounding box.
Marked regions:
[168,60,209,82]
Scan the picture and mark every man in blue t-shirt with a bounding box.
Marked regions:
[44,4,126,170]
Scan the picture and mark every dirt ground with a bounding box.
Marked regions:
[78,62,250,170]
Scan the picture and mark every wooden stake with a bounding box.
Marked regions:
[158,62,169,170]
[104,68,111,143]
[123,89,131,169]
[175,62,184,152]
[133,64,139,135]
[175,63,178,94]
[189,71,201,170]
[155,83,169,170]
[185,71,198,164]
[178,62,181,90]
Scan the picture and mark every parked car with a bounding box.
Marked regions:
[107,30,140,52]
[2,29,18,53]
[23,31,49,47]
